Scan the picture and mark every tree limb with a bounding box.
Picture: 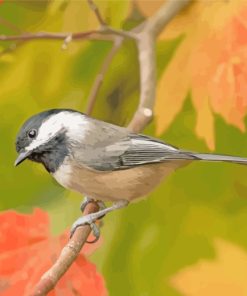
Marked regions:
[128,0,191,132]
[0,16,22,34]
[88,0,107,27]
[31,202,100,296]
[143,0,191,36]
[0,31,99,41]
[0,29,136,43]
[86,36,123,115]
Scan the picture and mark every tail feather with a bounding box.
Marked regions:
[189,152,247,165]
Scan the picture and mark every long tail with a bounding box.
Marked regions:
[188,152,247,165]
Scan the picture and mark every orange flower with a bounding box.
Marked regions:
[0,208,107,296]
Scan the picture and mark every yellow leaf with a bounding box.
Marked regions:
[155,40,191,135]
[171,239,247,296]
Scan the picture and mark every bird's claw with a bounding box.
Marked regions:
[87,222,100,244]
[70,214,101,243]
[71,199,128,243]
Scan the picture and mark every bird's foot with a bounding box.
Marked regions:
[80,196,106,213]
[70,200,129,243]
[71,197,106,243]
[70,214,102,243]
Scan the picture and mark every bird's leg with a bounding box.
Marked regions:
[80,196,93,212]
[75,197,107,243]
[80,196,106,212]
[70,200,129,242]
[85,200,106,243]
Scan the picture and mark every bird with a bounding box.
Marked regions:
[15,108,247,240]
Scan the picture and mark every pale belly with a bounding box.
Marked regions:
[52,160,188,202]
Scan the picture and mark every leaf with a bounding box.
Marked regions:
[154,1,247,149]
[171,239,247,296]
[0,208,107,296]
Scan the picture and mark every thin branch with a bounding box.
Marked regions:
[0,30,105,42]
[128,32,156,132]
[104,27,137,40]
[86,36,123,115]
[86,0,137,40]
[31,202,100,296]
[0,16,22,34]
[88,0,107,27]
[85,0,135,114]
[128,0,191,133]
[0,29,137,44]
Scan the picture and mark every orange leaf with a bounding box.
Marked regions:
[0,208,107,296]
[171,239,247,296]
[155,1,247,149]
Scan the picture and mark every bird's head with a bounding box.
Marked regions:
[15,109,86,173]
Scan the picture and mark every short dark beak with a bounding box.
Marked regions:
[14,150,32,166]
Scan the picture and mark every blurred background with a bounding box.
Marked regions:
[1,0,247,295]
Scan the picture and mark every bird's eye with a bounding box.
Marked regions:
[28,129,37,139]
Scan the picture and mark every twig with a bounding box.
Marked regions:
[127,31,156,132]
[31,202,100,296]
[0,28,136,43]
[87,0,107,27]
[0,16,22,34]
[85,0,135,114]
[86,36,123,115]
[128,0,191,133]
[104,27,137,40]
[86,0,137,39]
[0,30,106,42]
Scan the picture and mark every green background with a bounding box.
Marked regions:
[1,1,247,295]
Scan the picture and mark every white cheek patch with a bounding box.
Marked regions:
[25,111,89,151]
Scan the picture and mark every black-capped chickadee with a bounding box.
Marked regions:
[15,109,247,239]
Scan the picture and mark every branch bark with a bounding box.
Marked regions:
[0,28,136,43]
[31,202,100,296]
[86,36,123,115]
[88,0,107,27]
[0,31,100,41]
[128,0,191,133]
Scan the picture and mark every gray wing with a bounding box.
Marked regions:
[71,116,247,171]
[77,131,196,171]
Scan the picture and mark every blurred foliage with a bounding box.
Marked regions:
[1,1,247,296]
[154,0,247,150]
[0,209,107,295]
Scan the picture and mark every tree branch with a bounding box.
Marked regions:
[0,31,96,41]
[128,0,191,133]
[0,16,22,34]
[86,36,123,115]
[144,0,191,37]
[31,202,100,296]
[88,0,107,27]
[0,28,136,45]
[0,30,130,43]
